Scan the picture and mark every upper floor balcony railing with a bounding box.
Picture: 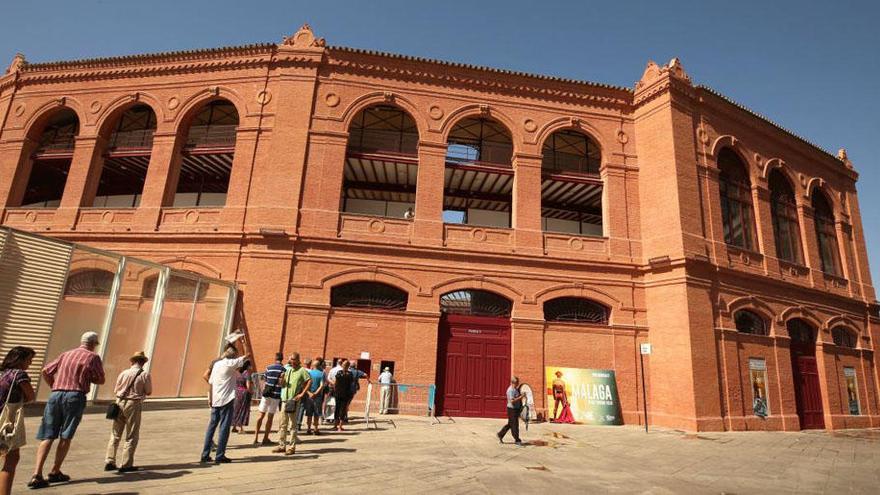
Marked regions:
[184,125,237,151]
[542,151,600,176]
[347,129,419,157]
[35,136,76,156]
[108,129,155,152]
[446,142,513,168]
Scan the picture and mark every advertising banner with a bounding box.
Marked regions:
[545,367,622,425]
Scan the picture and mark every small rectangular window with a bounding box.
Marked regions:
[749,358,770,417]
[844,367,860,415]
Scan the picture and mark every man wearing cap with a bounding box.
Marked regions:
[104,351,152,473]
[28,331,105,489]
[378,367,393,414]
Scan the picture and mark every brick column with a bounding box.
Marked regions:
[0,138,36,208]
[133,130,183,230]
[512,153,543,255]
[799,203,822,285]
[53,135,106,229]
[283,305,330,363]
[511,317,545,415]
[299,131,348,238]
[220,126,260,230]
[753,185,777,274]
[412,141,445,246]
[403,313,440,386]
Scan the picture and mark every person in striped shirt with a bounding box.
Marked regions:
[28,331,105,490]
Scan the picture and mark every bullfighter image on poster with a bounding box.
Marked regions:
[544,367,622,425]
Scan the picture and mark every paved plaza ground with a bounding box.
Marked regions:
[10,406,880,494]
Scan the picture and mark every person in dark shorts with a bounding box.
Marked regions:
[29,331,105,489]
[304,359,325,434]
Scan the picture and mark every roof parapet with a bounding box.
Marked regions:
[281,23,326,49]
[6,53,26,74]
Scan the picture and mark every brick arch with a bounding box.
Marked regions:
[22,98,86,140]
[154,257,223,279]
[319,267,419,292]
[806,177,842,219]
[722,295,776,335]
[532,284,621,312]
[761,157,798,186]
[438,104,518,148]
[430,276,523,307]
[777,306,823,339]
[532,116,608,159]
[338,92,427,140]
[68,257,119,275]
[94,93,164,138]
[824,315,862,334]
[173,87,246,131]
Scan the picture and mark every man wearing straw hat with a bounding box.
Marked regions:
[104,351,152,473]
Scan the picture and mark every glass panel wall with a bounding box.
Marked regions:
[179,282,233,396]
[95,261,162,400]
[39,248,120,400]
[149,274,200,397]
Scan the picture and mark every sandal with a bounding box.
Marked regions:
[27,475,49,489]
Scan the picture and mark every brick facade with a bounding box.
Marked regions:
[1,25,876,431]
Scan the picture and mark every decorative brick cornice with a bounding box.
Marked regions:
[325,47,632,109]
[633,58,695,108]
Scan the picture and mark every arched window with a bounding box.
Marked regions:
[20,109,80,208]
[811,191,842,276]
[93,104,158,208]
[718,148,757,250]
[440,289,511,318]
[543,297,609,324]
[786,318,815,345]
[768,170,803,264]
[330,282,408,311]
[64,269,115,296]
[541,129,601,175]
[174,100,238,207]
[142,273,208,301]
[342,105,418,219]
[347,105,418,156]
[733,309,767,335]
[541,129,603,236]
[831,327,857,348]
[446,117,512,167]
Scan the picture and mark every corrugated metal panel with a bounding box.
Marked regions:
[0,230,72,378]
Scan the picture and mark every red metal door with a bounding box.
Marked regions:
[436,314,510,418]
[792,356,825,429]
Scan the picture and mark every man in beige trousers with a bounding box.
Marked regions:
[104,351,152,473]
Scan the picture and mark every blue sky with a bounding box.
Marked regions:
[2,1,878,285]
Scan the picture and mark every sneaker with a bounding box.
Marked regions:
[46,472,70,483]
[104,462,118,472]
[199,456,213,464]
[118,466,139,473]
[214,456,232,464]
[284,449,296,456]
[514,441,525,448]
[27,475,49,489]
[272,446,286,453]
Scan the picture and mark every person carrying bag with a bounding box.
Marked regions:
[0,346,36,495]
[104,351,152,473]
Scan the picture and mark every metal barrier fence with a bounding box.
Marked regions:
[363,382,438,427]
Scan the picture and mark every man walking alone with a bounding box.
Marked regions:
[496,376,524,447]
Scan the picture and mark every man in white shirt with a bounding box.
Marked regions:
[378,367,393,414]
[200,343,249,464]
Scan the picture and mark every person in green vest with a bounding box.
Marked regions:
[272,353,311,456]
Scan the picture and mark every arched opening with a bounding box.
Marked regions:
[93,104,157,207]
[437,288,512,417]
[811,191,842,276]
[769,169,803,264]
[19,109,80,207]
[786,318,824,429]
[540,129,603,236]
[831,326,857,348]
[342,105,418,219]
[733,309,767,335]
[63,269,115,296]
[330,281,408,311]
[543,297,609,324]
[718,148,757,250]
[443,117,513,227]
[173,100,238,207]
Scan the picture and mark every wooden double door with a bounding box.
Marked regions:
[791,347,825,429]
[436,314,510,418]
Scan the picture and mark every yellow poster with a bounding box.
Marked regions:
[545,366,622,425]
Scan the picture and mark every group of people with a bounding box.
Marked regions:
[200,341,374,462]
[0,331,152,492]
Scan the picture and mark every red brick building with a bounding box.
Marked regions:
[1,24,877,431]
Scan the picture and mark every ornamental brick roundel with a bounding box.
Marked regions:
[524,119,537,133]
[168,97,180,110]
[13,104,25,117]
[325,93,340,107]
[429,105,443,120]
[89,101,102,114]
[369,219,386,233]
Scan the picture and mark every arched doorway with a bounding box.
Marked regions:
[787,318,824,429]
[436,289,511,418]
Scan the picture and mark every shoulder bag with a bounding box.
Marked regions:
[0,371,24,455]
[106,369,144,420]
